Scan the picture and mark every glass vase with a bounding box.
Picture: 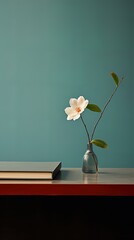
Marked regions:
[82,143,98,174]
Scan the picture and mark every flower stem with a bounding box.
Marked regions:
[91,78,123,140]
[80,115,91,146]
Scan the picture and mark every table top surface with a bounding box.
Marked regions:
[0,168,134,196]
[0,168,133,184]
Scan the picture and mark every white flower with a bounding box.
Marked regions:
[64,96,89,120]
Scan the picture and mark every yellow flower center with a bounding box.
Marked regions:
[76,107,81,113]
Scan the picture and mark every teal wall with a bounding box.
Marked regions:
[0,0,133,168]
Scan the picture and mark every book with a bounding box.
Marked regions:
[0,161,62,180]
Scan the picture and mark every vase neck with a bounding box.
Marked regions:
[87,142,93,152]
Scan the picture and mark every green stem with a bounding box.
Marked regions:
[91,78,123,140]
[80,115,91,147]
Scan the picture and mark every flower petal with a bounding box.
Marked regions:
[69,98,78,108]
[64,107,74,115]
[67,115,74,120]
[77,96,89,110]
[73,114,81,120]
[77,96,85,106]
[81,99,89,109]
[65,107,79,120]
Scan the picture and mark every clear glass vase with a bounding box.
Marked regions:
[82,143,98,174]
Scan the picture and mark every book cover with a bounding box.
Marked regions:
[0,161,62,180]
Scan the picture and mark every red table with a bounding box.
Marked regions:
[0,168,134,196]
[0,168,134,239]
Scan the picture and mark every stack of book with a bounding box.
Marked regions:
[0,161,62,180]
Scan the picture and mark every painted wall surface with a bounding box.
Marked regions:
[0,0,133,167]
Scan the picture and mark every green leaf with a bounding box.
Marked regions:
[90,139,108,148]
[111,72,119,86]
[86,104,101,112]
